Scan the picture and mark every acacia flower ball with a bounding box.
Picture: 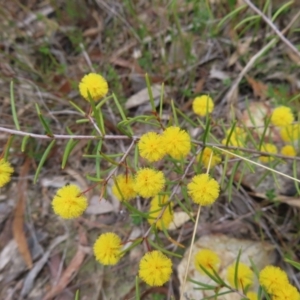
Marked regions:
[193,95,214,117]
[271,106,294,127]
[187,174,220,206]
[259,143,277,163]
[139,250,172,286]
[246,291,258,300]
[222,127,246,147]
[138,132,166,162]
[79,73,108,102]
[281,145,296,157]
[194,249,220,275]
[93,232,123,265]
[280,124,300,143]
[148,195,174,230]
[272,283,300,300]
[259,265,289,294]
[198,147,221,169]
[112,174,137,202]
[133,168,165,198]
[227,262,253,290]
[161,126,191,159]
[52,184,87,219]
[0,158,14,188]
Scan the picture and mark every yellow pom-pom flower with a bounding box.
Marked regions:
[139,250,172,286]
[187,174,220,206]
[194,249,220,275]
[280,124,300,143]
[52,184,88,219]
[259,143,277,163]
[222,127,246,147]
[79,73,108,102]
[134,168,165,198]
[0,158,14,188]
[161,126,191,159]
[271,106,294,127]
[198,147,221,169]
[272,283,300,300]
[259,265,289,295]
[227,262,253,290]
[112,174,137,202]
[138,132,166,162]
[192,95,214,117]
[93,232,123,265]
[246,291,258,300]
[281,145,296,157]
[148,195,173,230]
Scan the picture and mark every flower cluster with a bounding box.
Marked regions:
[271,106,294,128]
[259,143,277,163]
[194,249,220,275]
[259,265,299,300]
[52,184,88,219]
[0,158,14,188]
[187,174,220,206]
[147,194,174,230]
[227,262,253,290]
[198,147,221,169]
[79,73,108,102]
[281,144,296,157]
[222,127,246,147]
[112,174,137,202]
[139,250,172,286]
[138,126,191,162]
[93,232,124,265]
[192,95,214,117]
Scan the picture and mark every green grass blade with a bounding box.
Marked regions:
[69,101,85,115]
[145,73,156,111]
[61,138,79,169]
[10,81,20,130]
[35,104,53,136]
[21,135,30,152]
[34,139,56,183]
[135,276,140,300]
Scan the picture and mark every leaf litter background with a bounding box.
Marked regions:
[1,0,300,299]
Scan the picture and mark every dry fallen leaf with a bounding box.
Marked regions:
[13,158,32,269]
[246,75,268,100]
[168,211,191,231]
[42,227,89,300]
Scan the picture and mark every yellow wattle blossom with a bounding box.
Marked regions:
[139,250,172,286]
[280,124,300,143]
[112,174,137,202]
[187,174,220,206]
[198,147,221,169]
[79,73,108,102]
[222,127,246,147]
[148,195,173,230]
[0,158,14,188]
[161,126,191,159]
[194,249,220,275]
[259,265,289,295]
[227,262,253,290]
[192,95,214,116]
[93,232,123,265]
[281,145,297,157]
[246,291,258,300]
[52,184,88,219]
[259,143,277,163]
[271,106,294,127]
[133,168,165,198]
[272,283,300,300]
[138,132,166,162]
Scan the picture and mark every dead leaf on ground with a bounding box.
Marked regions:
[125,84,169,109]
[42,227,89,300]
[13,158,32,269]
[246,75,268,100]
